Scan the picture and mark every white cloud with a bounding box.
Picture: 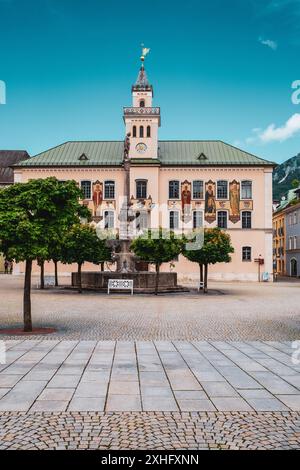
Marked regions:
[242,114,300,146]
[259,113,300,142]
[259,37,278,50]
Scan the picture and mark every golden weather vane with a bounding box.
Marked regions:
[140,43,150,63]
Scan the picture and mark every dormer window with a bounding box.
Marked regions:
[198,153,207,161]
[140,100,145,108]
[79,153,88,161]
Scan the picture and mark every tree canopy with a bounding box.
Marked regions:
[182,227,234,293]
[130,228,183,294]
[0,177,90,330]
[61,224,112,292]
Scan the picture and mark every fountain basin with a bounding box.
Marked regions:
[71,271,187,293]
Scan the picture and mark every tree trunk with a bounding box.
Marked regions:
[23,259,33,332]
[155,263,159,296]
[54,260,58,287]
[199,264,203,290]
[40,260,44,289]
[101,262,104,272]
[204,263,208,294]
[78,263,82,293]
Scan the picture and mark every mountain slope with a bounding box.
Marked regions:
[273,153,300,200]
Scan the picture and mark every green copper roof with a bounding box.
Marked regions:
[15,140,275,168]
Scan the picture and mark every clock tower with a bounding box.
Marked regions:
[123,51,161,159]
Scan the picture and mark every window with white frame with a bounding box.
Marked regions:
[242,211,252,229]
[104,211,114,229]
[136,211,148,230]
[294,236,297,249]
[294,212,297,224]
[217,180,228,199]
[136,180,147,199]
[169,180,180,199]
[242,246,252,261]
[193,210,203,229]
[217,211,227,229]
[104,180,115,199]
[169,211,179,230]
[192,180,204,199]
[289,237,293,250]
[81,180,91,199]
[241,180,252,199]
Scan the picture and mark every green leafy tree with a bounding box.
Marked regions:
[61,224,112,293]
[0,178,90,331]
[183,228,234,294]
[130,228,183,295]
[292,179,300,189]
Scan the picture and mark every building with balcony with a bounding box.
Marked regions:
[13,61,275,281]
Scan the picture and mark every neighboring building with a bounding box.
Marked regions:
[13,60,275,281]
[273,187,300,277]
[273,209,285,275]
[285,189,300,277]
[0,150,30,272]
[0,150,29,188]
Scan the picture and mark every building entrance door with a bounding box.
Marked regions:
[291,259,298,277]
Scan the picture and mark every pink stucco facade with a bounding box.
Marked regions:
[13,62,274,281]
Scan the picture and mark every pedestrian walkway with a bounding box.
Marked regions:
[0,339,300,412]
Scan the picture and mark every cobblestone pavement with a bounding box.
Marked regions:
[1,275,300,340]
[0,411,299,450]
[1,340,300,413]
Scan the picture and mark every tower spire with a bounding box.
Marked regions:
[133,45,152,92]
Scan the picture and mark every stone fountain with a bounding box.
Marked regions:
[71,133,184,293]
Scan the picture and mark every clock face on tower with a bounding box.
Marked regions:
[136,142,147,154]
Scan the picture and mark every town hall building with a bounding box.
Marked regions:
[14,57,275,281]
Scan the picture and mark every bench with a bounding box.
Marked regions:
[36,276,56,289]
[198,281,204,292]
[108,279,133,295]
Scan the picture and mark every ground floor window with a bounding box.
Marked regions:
[193,210,203,229]
[104,210,114,229]
[170,211,179,230]
[242,246,251,262]
[136,211,148,230]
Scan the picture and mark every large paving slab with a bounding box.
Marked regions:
[0,340,300,412]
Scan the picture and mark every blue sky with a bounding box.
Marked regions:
[0,0,299,163]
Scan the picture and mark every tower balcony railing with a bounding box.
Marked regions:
[123,107,160,116]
